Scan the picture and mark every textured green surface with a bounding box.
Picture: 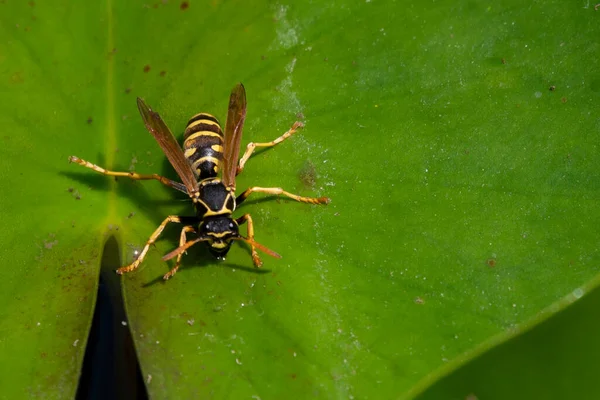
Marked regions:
[0,2,107,398]
[0,0,599,398]
[412,278,600,399]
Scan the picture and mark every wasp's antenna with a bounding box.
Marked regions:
[232,236,281,259]
[162,237,208,261]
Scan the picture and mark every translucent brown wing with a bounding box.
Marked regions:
[222,83,247,189]
[137,98,199,195]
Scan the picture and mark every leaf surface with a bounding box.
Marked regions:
[0,0,598,398]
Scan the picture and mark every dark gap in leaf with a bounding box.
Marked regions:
[76,236,148,400]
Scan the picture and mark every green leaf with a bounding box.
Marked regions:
[411,279,600,399]
[1,0,599,398]
[0,2,108,397]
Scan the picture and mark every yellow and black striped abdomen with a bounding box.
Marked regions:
[183,113,224,180]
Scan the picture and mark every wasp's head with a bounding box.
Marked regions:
[198,216,239,259]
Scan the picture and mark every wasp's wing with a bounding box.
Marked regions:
[137,98,199,194]
[221,83,247,189]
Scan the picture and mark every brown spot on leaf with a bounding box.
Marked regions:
[298,160,317,189]
[143,65,151,73]
[11,72,24,84]
[180,1,189,9]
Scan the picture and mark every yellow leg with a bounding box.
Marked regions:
[236,214,262,267]
[163,226,195,280]
[69,156,188,194]
[236,121,304,175]
[116,216,182,275]
[237,186,330,206]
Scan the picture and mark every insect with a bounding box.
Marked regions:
[69,83,330,280]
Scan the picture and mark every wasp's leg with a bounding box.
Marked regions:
[236,214,262,267]
[236,121,304,175]
[236,186,330,206]
[163,226,195,280]
[69,156,188,194]
[116,216,184,275]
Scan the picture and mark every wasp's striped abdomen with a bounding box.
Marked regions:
[183,113,224,180]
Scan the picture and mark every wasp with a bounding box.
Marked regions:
[69,83,329,280]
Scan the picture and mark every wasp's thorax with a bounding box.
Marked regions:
[199,216,239,259]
